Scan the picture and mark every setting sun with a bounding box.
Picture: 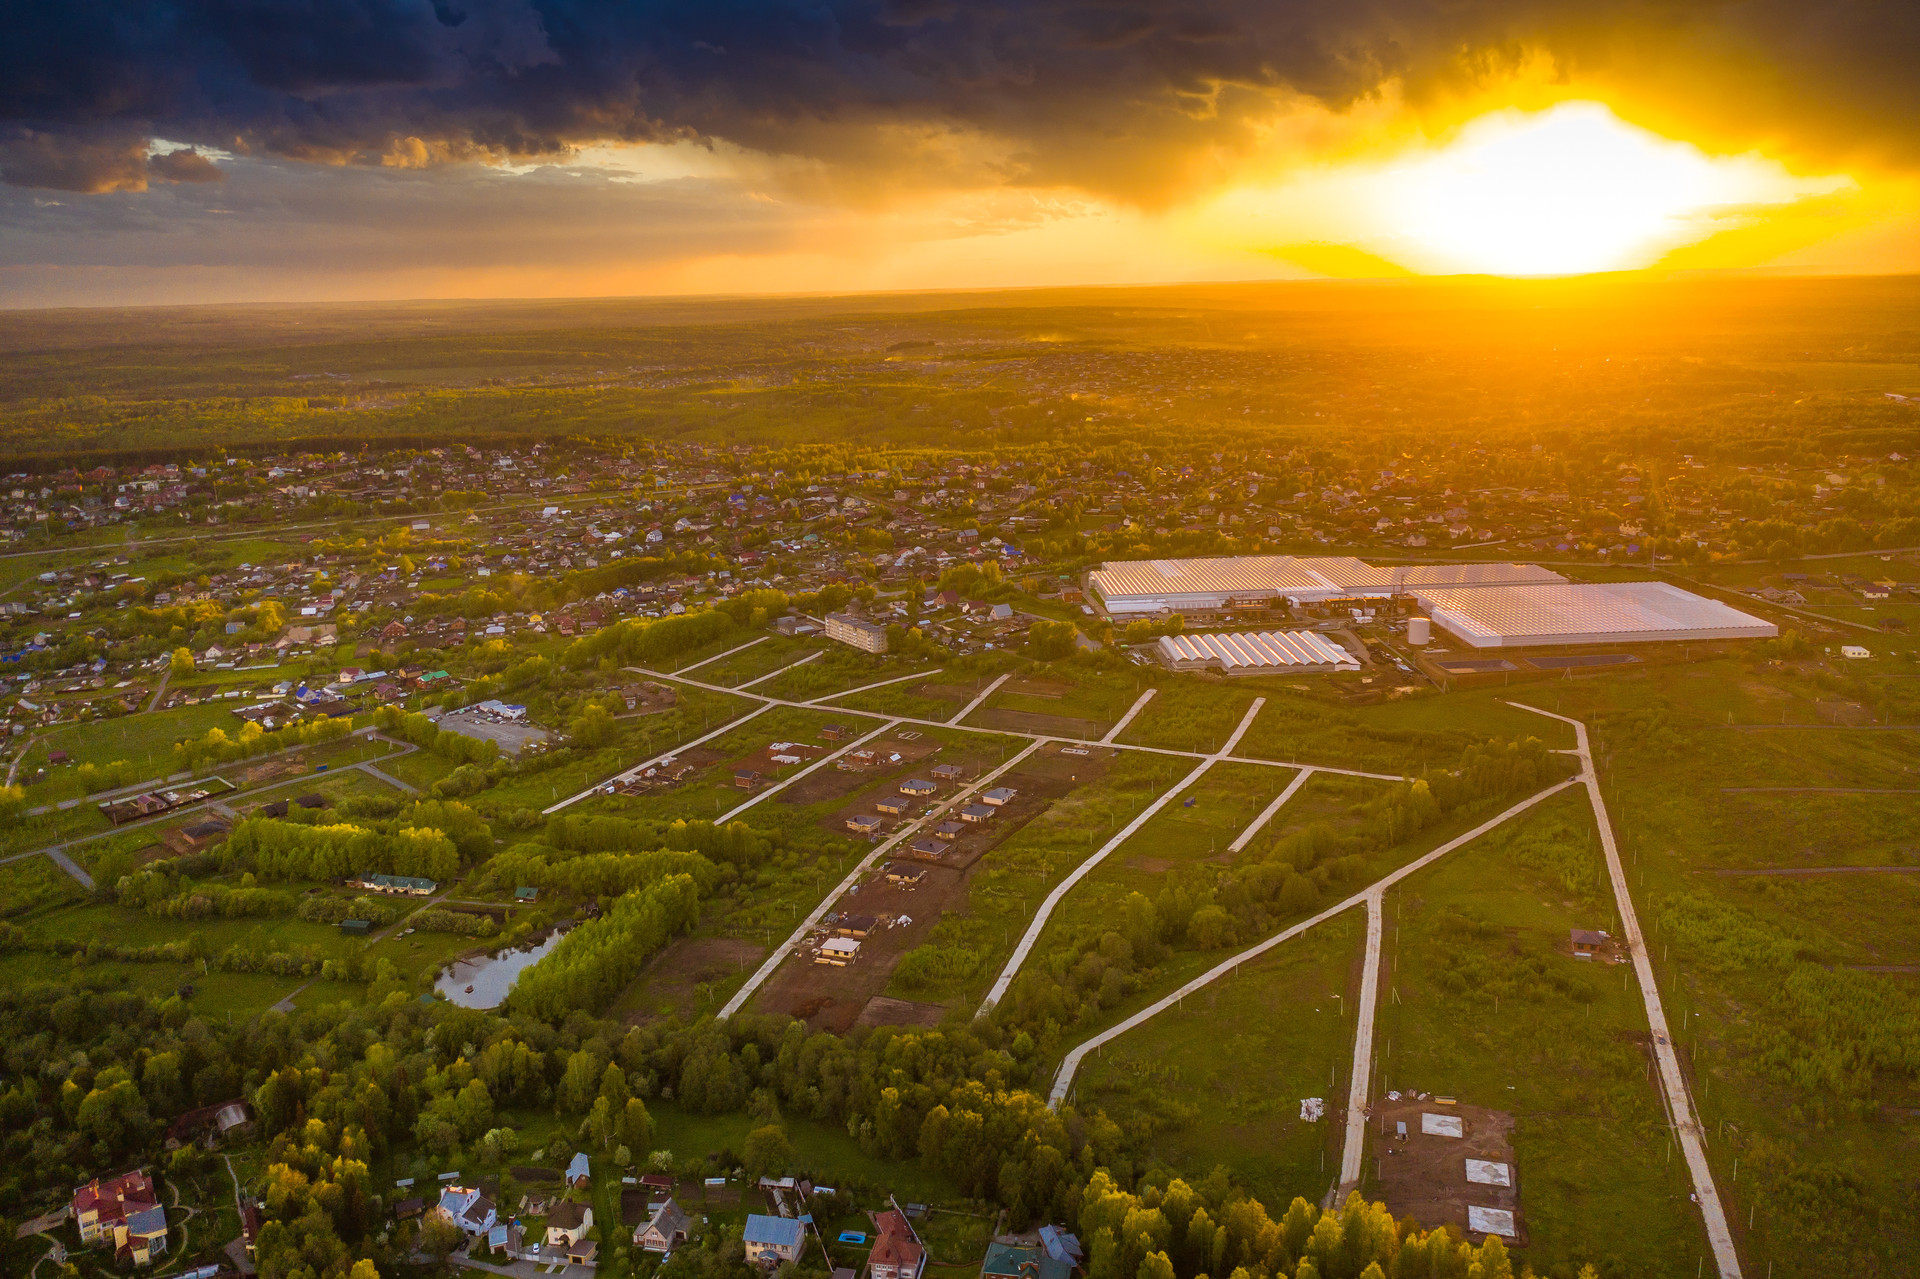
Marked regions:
[1376,103,1846,275]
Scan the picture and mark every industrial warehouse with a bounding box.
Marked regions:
[1413,581,1777,648]
[1100,555,1779,659]
[1156,630,1362,674]
[1086,555,1565,619]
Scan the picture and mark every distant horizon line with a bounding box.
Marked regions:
[0,262,1904,317]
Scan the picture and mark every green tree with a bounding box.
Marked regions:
[619,1097,654,1156]
[571,704,617,749]
[743,1124,791,1178]
[170,646,196,677]
[1137,1252,1176,1279]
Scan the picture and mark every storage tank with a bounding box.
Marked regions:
[1408,616,1431,646]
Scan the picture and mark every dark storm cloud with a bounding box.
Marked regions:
[1,0,1916,195]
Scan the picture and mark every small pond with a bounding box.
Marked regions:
[435,927,568,1009]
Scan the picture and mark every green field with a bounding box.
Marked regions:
[1374,791,1705,1278]
[1532,659,1920,1276]
[1072,910,1364,1206]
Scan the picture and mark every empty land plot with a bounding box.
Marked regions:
[830,679,970,720]
[21,703,239,806]
[1116,680,1261,753]
[697,637,820,686]
[969,706,1109,739]
[1068,912,1365,1207]
[984,672,1143,727]
[1233,772,1399,861]
[0,854,86,917]
[755,649,940,702]
[1373,790,1703,1277]
[612,935,766,1024]
[1240,689,1576,773]
[1709,791,1920,868]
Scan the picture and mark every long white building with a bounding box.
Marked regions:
[1156,630,1360,674]
[1087,555,1563,618]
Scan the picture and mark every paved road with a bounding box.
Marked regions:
[717,737,1050,1019]
[1047,776,1580,1108]
[1228,767,1316,853]
[948,672,1011,725]
[734,650,821,690]
[555,661,1399,816]
[1509,701,1742,1279]
[673,636,768,674]
[979,697,1268,1014]
[359,761,420,793]
[143,668,172,714]
[1337,892,1384,1193]
[1100,688,1157,744]
[803,667,940,705]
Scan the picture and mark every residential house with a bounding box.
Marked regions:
[634,1198,691,1252]
[73,1170,166,1267]
[436,1186,497,1237]
[545,1201,594,1248]
[867,1210,925,1279]
[567,1151,592,1189]
[980,1230,1082,1279]
[743,1214,805,1266]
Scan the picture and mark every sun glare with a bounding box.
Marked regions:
[1378,102,1841,275]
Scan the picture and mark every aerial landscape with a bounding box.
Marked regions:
[2,6,1919,1279]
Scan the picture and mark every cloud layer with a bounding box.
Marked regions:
[3,0,1917,200]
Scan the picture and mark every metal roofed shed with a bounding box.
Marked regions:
[1414,581,1778,648]
[1156,630,1359,674]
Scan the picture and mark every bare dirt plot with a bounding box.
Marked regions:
[855,995,946,1029]
[970,706,1109,739]
[1371,1100,1523,1245]
[615,935,765,1024]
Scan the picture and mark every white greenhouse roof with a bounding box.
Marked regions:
[1414,582,1778,648]
[1156,630,1359,672]
[1089,555,1563,612]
